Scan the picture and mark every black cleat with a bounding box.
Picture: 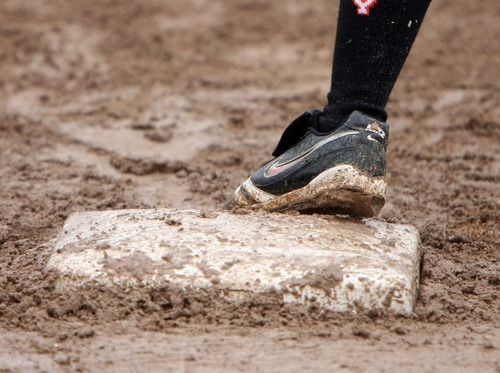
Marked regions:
[227,110,389,217]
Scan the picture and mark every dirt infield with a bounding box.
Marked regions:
[0,0,498,371]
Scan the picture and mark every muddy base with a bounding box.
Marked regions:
[47,209,421,315]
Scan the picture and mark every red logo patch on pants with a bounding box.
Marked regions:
[353,0,378,15]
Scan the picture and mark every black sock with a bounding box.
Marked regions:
[321,0,431,130]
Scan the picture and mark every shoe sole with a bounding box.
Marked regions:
[229,165,386,218]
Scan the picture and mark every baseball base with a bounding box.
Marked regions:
[47,208,422,315]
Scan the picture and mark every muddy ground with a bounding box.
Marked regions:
[0,0,498,371]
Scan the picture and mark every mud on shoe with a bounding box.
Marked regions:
[226,110,389,217]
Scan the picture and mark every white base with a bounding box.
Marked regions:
[47,209,422,315]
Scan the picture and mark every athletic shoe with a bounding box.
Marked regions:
[226,110,389,217]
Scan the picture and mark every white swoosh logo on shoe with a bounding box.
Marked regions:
[266,151,311,176]
[265,131,358,177]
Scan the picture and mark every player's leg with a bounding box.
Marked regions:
[227,0,431,217]
[322,0,431,129]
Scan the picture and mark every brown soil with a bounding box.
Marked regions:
[0,0,498,371]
